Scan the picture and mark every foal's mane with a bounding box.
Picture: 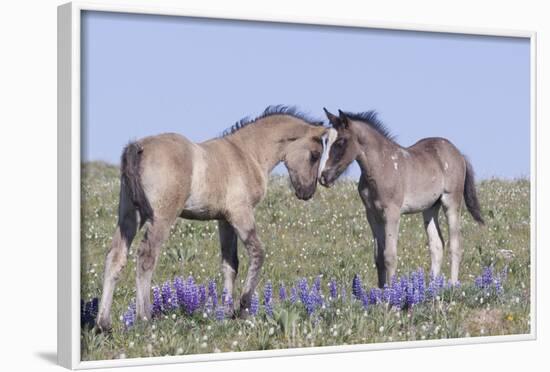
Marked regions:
[221,105,323,137]
[343,110,397,143]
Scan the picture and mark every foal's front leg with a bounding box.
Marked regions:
[383,208,401,285]
[366,210,386,288]
[228,211,264,317]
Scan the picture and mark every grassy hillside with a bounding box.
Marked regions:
[80,161,531,361]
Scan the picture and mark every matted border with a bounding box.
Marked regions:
[57,1,537,369]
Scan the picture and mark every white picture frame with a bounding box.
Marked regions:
[58,1,537,369]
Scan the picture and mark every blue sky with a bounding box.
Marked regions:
[81,11,530,180]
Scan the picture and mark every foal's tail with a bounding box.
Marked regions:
[121,142,154,226]
[463,157,485,225]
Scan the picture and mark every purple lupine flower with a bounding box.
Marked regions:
[412,287,420,305]
[426,280,436,299]
[198,284,207,306]
[352,274,363,300]
[425,274,446,299]
[474,275,483,289]
[265,301,273,317]
[250,292,259,316]
[329,279,338,300]
[361,292,369,309]
[435,274,446,293]
[298,278,309,304]
[264,281,273,304]
[161,280,174,310]
[84,299,91,322]
[215,305,225,321]
[389,288,401,308]
[152,285,163,317]
[382,284,392,303]
[410,270,418,293]
[290,286,297,304]
[311,284,324,307]
[122,301,136,330]
[171,287,179,309]
[264,281,273,317]
[81,298,99,328]
[313,276,322,292]
[80,299,85,327]
[182,277,199,314]
[91,297,99,320]
[187,276,199,311]
[303,291,315,316]
[205,297,213,315]
[174,276,185,309]
[279,283,287,302]
[208,279,218,308]
[390,277,403,308]
[369,288,382,305]
[400,276,409,296]
[295,278,316,316]
[481,266,494,287]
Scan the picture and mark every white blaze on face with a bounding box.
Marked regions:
[318,128,338,177]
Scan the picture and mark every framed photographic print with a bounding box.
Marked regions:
[58,1,536,369]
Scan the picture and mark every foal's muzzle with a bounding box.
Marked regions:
[319,171,335,188]
[295,183,316,201]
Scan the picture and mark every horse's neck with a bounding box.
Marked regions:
[355,123,399,178]
[226,117,309,174]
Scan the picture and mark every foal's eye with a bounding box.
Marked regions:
[310,151,321,163]
[335,139,346,147]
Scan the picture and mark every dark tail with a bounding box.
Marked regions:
[463,157,484,225]
[121,142,154,226]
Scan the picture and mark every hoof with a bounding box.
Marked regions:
[237,308,250,320]
[95,318,112,334]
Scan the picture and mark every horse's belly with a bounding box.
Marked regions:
[180,192,222,220]
[180,204,222,220]
[401,191,441,214]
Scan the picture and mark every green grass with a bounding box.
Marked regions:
[80,161,531,361]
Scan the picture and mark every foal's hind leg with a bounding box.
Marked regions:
[97,191,137,331]
[135,219,172,321]
[218,220,238,313]
[442,193,463,284]
[422,203,444,278]
[228,210,264,317]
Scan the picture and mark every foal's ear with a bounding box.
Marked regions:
[338,109,350,129]
[323,107,342,128]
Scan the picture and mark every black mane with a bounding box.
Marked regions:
[343,110,397,142]
[221,105,323,137]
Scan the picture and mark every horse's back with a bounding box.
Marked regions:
[408,137,465,172]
